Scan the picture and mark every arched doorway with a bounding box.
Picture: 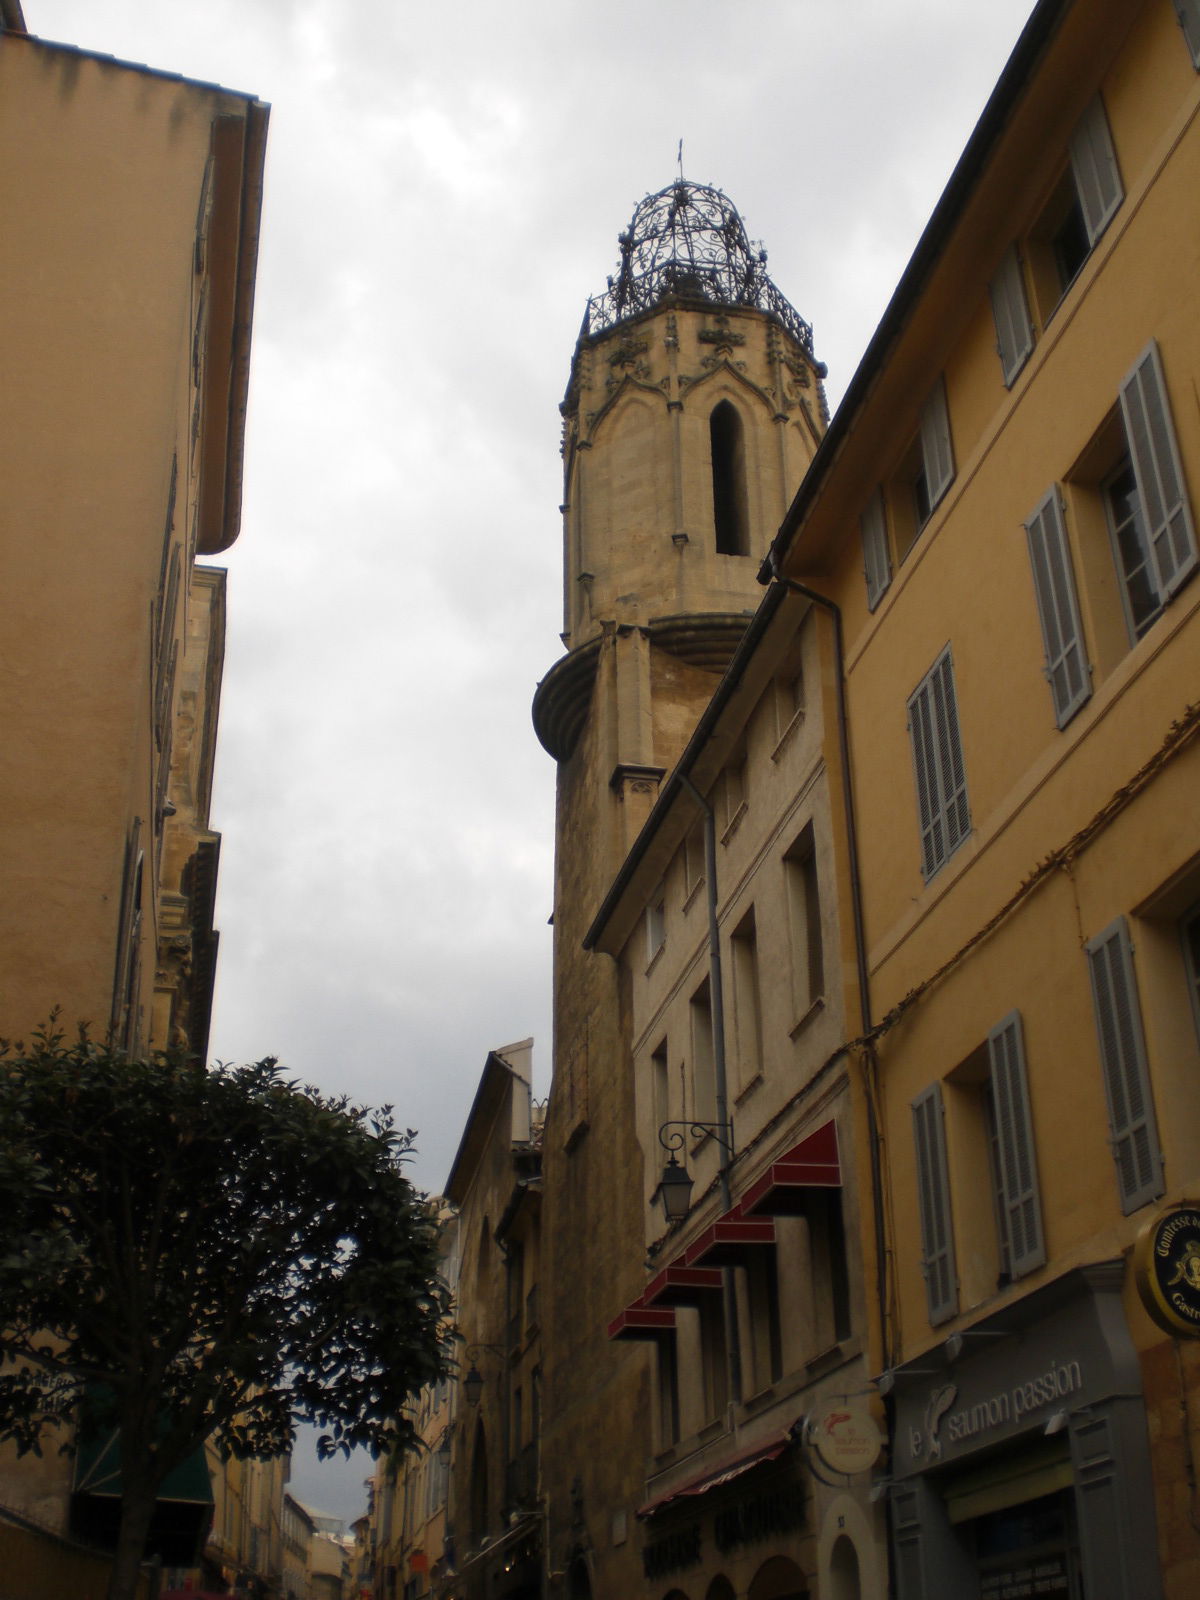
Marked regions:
[748,1553,809,1600]
[705,1577,736,1600]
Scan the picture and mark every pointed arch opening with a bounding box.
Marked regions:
[469,1415,489,1546]
[710,400,750,556]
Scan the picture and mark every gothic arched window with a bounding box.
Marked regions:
[710,400,750,556]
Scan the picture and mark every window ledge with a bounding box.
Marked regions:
[720,801,748,846]
[788,994,825,1040]
[683,877,705,913]
[645,942,665,977]
[771,709,806,763]
[734,1073,763,1108]
[805,1335,861,1381]
[741,1384,778,1418]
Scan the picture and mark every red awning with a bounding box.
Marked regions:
[740,1120,841,1217]
[682,1212,776,1267]
[642,1264,725,1307]
[607,1300,678,1341]
[638,1432,792,1517]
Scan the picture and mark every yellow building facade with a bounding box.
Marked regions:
[762,0,1200,1594]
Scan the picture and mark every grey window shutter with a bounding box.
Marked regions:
[1070,96,1123,244]
[1025,487,1091,726]
[1086,917,1163,1213]
[912,1083,957,1323]
[987,1012,1045,1278]
[908,648,970,879]
[919,379,955,511]
[861,488,891,610]
[1174,0,1200,69]
[1119,340,1198,600]
[989,245,1034,386]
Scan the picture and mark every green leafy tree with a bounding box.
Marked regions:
[0,1025,452,1600]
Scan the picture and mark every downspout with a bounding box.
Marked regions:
[766,564,891,1372]
[677,773,742,1408]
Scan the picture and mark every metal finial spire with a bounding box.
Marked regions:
[676,139,684,181]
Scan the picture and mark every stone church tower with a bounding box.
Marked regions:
[533,181,825,1594]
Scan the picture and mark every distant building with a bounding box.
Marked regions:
[441,1042,543,1600]
[0,5,266,1591]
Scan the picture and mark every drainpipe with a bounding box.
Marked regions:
[766,564,891,1371]
[678,773,742,1408]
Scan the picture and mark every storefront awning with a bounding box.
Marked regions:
[638,1431,792,1517]
[643,1264,725,1307]
[682,1211,776,1267]
[740,1120,841,1217]
[607,1299,678,1341]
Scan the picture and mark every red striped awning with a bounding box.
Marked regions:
[607,1300,678,1341]
[642,1264,725,1306]
[638,1431,792,1517]
[740,1120,841,1217]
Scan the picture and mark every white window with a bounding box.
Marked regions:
[1024,487,1091,725]
[915,378,955,526]
[989,244,1035,386]
[1176,0,1200,68]
[1069,95,1123,249]
[1028,96,1123,315]
[1111,341,1198,637]
[986,1012,1045,1279]
[907,647,970,880]
[1086,917,1163,1213]
[912,1083,957,1324]
[861,487,891,609]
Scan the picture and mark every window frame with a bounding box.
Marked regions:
[1024,486,1091,726]
[912,1082,957,1325]
[1175,0,1200,68]
[989,243,1035,387]
[907,646,971,881]
[861,486,892,610]
[986,1012,1046,1279]
[1085,916,1164,1214]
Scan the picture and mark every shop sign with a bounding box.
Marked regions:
[907,1359,1083,1463]
[1134,1202,1200,1338]
[808,1402,882,1475]
[980,1554,1069,1598]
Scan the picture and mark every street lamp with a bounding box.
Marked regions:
[653,1120,734,1224]
[459,1343,504,1406]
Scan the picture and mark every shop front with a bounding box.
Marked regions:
[887,1262,1162,1600]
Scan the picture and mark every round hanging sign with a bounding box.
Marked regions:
[808,1401,883,1475]
[1134,1202,1200,1338]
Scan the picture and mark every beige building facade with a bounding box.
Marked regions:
[0,6,266,1591]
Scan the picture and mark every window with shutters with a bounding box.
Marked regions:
[1026,96,1122,321]
[1086,917,1164,1213]
[1175,0,1200,69]
[912,1083,957,1324]
[860,487,892,610]
[784,822,825,1021]
[989,244,1035,386]
[730,908,763,1094]
[889,379,955,560]
[1065,341,1197,664]
[986,1013,1046,1279]
[907,647,970,881]
[1024,487,1091,726]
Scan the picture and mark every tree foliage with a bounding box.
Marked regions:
[0,1024,451,1596]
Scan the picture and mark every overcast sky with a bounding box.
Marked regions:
[38,0,1037,1522]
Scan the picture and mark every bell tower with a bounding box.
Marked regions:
[535,178,825,857]
[533,180,825,1591]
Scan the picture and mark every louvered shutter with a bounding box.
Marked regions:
[1119,340,1198,601]
[1086,918,1163,1213]
[987,1012,1045,1278]
[1069,96,1123,244]
[861,488,891,610]
[1174,0,1200,69]
[989,245,1034,386]
[919,379,955,511]
[912,1083,957,1323]
[1025,487,1090,726]
[908,648,970,879]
